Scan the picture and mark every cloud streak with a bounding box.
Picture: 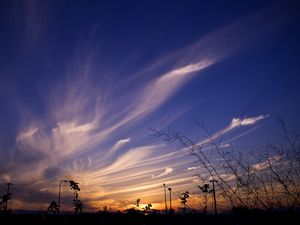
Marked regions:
[152,167,173,179]
[203,115,270,144]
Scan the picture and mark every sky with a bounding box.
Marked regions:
[0,0,300,212]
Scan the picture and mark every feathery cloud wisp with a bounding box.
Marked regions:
[230,115,269,128]
[152,167,173,179]
[108,138,131,155]
[187,166,201,171]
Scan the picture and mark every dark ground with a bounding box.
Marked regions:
[0,210,299,225]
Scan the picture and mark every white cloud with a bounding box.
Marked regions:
[130,60,214,119]
[16,126,39,142]
[108,138,131,155]
[219,143,230,148]
[152,167,173,179]
[99,59,216,135]
[53,121,95,134]
[230,115,269,129]
[252,155,281,171]
[100,145,156,174]
[0,174,11,183]
[187,166,201,171]
[204,115,270,143]
[208,173,236,182]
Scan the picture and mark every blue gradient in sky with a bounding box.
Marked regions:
[0,0,299,211]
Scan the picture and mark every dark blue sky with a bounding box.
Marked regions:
[0,0,299,210]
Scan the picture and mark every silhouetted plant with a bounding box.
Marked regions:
[47,201,59,213]
[133,198,140,210]
[198,183,210,214]
[0,189,12,211]
[69,180,80,191]
[68,180,85,213]
[143,203,152,215]
[73,192,85,213]
[125,199,142,214]
[179,191,190,214]
[136,199,140,208]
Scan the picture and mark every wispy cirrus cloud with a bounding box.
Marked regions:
[230,115,269,128]
[203,115,270,144]
[187,166,201,171]
[99,145,157,175]
[152,167,173,179]
[252,155,282,171]
[16,125,39,142]
[130,60,214,119]
[108,138,131,156]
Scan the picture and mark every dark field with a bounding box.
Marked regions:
[0,210,299,225]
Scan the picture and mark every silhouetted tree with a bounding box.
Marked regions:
[0,193,12,211]
[69,180,80,191]
[143,203,152,215]
[47,201,59,213]
[136,199,140,208]
[0,183,13,211]
[69,181,84,213]
[73,192,85,213]
[179,191,190,214]
[198,183,210,214]
[133,198,140,210]
[0,194,8,211]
